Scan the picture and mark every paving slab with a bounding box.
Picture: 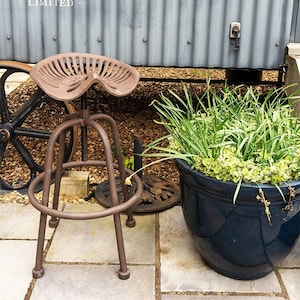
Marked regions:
[0,203,54,239]
[2,71,30,94]
[30,264,155,300]
[160,206,281,294]
[162,296,286,300]
[46,203,156,264]
[281,237,300,268]
[279,269,300,300]
[0,240,36,300]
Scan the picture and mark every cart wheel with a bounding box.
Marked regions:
[0,61,76,193]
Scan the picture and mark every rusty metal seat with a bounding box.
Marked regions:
[30,52,139,101]
[27,53,142,280]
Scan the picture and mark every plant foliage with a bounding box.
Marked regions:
[143,82,300,187]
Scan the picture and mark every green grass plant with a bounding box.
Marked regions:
[142,82,300,190]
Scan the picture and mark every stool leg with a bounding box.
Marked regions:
[91,119,131,279]
[118,161,136,227]
[106,116,136,227]
[49,130,66,228]
[91,114,137,226]
[113,213,130,280]
[33,135,58,278]
[120,178,135,227]
[125,206,136,228]
[32,212,47,278]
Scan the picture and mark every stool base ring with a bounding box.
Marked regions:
[28,160,143,221]
[28,160,142,280]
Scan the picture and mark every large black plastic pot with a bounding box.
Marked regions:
[176,159,300,280]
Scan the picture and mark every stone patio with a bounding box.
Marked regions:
[0,202,299,300]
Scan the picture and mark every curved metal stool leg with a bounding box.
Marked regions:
[32,153,54,278]
[88,118,132,279]
[32,212,47,278]
[90,113,136,227]
[114,213,130,279]
[48,129,67,228]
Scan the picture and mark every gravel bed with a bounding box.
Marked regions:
[0,67,279,204]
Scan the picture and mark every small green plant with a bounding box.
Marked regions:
[126,81,300,221]
[123,156,134,171]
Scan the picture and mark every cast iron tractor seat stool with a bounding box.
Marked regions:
[27,53,143,280]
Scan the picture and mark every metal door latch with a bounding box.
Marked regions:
[230,22,241,51]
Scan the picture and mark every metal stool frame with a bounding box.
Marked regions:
[27,53,142,280]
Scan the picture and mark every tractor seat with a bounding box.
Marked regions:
[30,52,140,101]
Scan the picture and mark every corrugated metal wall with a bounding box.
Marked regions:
[293,1,300,42]
[0,0,299,69]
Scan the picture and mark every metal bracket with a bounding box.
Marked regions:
[230,22,241,51]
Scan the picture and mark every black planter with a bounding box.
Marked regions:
[176,159,300,280]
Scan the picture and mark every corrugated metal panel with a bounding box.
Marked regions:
[293,1,300,41]
[0,0,298,69]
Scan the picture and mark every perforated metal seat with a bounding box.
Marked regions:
[30,52,139,101]
[28,53,142,280]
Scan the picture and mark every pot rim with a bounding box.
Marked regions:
[175,158,300,201]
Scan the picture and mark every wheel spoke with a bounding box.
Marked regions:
[0,141,8,163]
[14,127,52,140]
[11,137,43,174]
[11,89,44,127]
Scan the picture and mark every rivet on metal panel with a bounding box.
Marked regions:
[143,38,147,43]
[187,40,192,45]
[6,36,11,40]
[97,37,102,43]
[53,36,57,41]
